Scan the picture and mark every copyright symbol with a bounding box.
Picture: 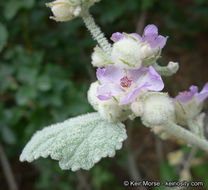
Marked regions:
[124,181,129,186]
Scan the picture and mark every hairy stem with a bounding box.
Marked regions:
[187,119,204,139]
[187,119,198,134]
[161,121,208,152]
[81,11,112,55]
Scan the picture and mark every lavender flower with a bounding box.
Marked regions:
[175,83,208,104]
[111,24,168,50]
[96,66,164,105]
[110,24,168,69]
[174,83,208,126]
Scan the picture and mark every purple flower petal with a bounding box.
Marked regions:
[128,66,164,92]
[119,84,149,105]
[156,35,168,49]
[143,24,158,36]
[196,82,208,102]
[142,34,168,49]
[174,86,198,104]
[97,83,123,100]
[111,32,125,42]
[96,66,164,105]
[96,68,106,81]
[97,95,111,101]
[127,67,149,83]
[146,66,164,91]
[96,66,124,85]
[142,24,168,49]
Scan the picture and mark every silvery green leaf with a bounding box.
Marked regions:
[20,112,127,171]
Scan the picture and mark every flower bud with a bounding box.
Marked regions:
[46,0,76,22]
[167,61,179,73]
[46,0,101,22]
[141,93,175,127]
[111,38,142,69]
[139,42,156,59]
[91,46,109,67]
[87,81,100,110]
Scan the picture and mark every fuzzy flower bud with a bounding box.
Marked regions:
[92,50,105,67]
[141,93,175,127]
[167,61,179,73]
[87,81,100,110]
[46,0,101,22]
[111,38,142,69]
[139,42,156,60]
[91,46,110,67]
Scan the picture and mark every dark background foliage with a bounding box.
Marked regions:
[0,0,208,189]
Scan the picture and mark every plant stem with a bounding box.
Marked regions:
[181,147,197,175]
[169,147,197,190]
[187,119,204,139]
[0,143,18,190]
[187,119,197,134]
[81,11,112,55]
[161,121,208,152]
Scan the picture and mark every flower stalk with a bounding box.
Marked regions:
[162,121,208,152]
[81,11,112,55]
[187,119,198,134]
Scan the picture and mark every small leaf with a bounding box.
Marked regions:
[4,0,35,20]
[15,86,37,106]
[0,23,8,52]
[37,75,51,92]
[20,113,127,171]
[2,127,16,145]
[3,1,20,20]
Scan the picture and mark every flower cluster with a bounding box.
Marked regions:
[88,25,174,122]
[88,24,208,137]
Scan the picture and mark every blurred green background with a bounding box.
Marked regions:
[0,0,208,189]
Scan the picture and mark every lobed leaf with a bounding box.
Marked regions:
[20,112,127,171]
